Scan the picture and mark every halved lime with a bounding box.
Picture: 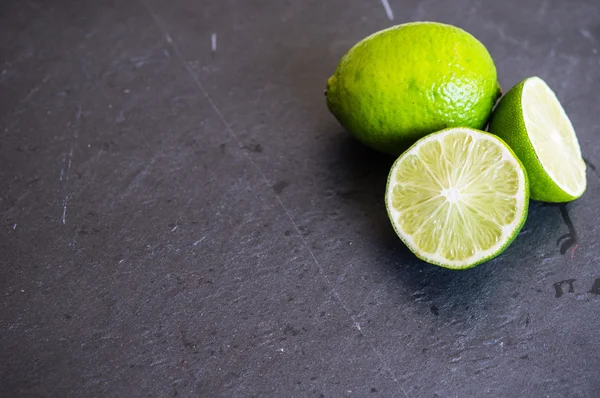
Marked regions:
[488,76,586,202]
[385,127,529,269]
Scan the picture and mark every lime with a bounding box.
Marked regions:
[488,77,586,202]
[326,22,501,155]
[385,127,529,269]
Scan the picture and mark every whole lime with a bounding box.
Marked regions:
[326,22,502,155]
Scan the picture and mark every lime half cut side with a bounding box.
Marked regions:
[385,128,529,269]
[522,77,586,199]
[489,76,586,202]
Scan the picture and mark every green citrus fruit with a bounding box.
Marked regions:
[385,127,529,269]
[326,22,502,155]
[488,77,586,202]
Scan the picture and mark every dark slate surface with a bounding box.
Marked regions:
[1,0,599,396]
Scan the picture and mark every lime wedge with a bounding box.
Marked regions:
[385,127,529,269]
[489,76,586,202]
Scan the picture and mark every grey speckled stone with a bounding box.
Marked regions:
[1,0,599,396]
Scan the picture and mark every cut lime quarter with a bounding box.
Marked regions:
[489,76,586,202]
[385,128,529,269]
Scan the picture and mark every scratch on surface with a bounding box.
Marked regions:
[193,237,206,246]
[21,84,41,104]
[130,54,158,69]
[61,196,69,225]
[570,244,579,262]
[380,0,394,21]
[211,33,217,52]
[496,25,526,49]
[149,358,168,367]
[580,29,595,42]
[0,69,8,85]
[85,28,97,39]
[61,146,74,224]
[171,225,178,232]
[60,105,82,225]
[121,155,159,197]
[140,2,408,397]
[13,223,17,230]
[335,260,356,285]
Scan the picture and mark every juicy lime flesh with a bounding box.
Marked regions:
[523,78,586,197]
[387,129,526,267]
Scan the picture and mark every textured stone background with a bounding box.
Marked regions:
[1,0,599,396]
